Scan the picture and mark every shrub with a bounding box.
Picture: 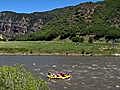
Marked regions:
[88,37,94,43]
[71,37,80,43]
[60,31,70,40]
[79,37,84,43]
[81,49,85,54]
[71,37,84,43]
[0,65,49,90]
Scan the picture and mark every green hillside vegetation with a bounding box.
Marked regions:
[13,0,120,43]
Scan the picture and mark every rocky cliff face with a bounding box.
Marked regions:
[0,11,53,39]
[0,3,101,39]
[72,3,103,23]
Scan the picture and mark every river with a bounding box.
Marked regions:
[0,56,120,90]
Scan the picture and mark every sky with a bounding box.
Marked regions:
[0,0,103,13]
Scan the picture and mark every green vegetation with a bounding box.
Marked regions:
[0,0,120,55]
[12,0,120,44]
[0,0,120,43]
[0,41,119,55]
[0,65,49,90]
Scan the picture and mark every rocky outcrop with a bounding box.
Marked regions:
[1,3,104,39]
[0,11,53,39]
[72,2,103,23]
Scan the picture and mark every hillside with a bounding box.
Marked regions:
[0,0,120,41]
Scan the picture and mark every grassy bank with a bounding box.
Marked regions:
[0,41,119,56]
[0,65,49,90]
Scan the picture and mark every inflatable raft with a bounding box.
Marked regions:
[47,72,72,79]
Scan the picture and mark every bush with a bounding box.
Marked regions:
[88,37,94,43]
[45,30,59,41]
[81,49,85,54]
[0,65,49,90]
[71,37,84,43]
[71,37,80,43]
[79,37,84,43]
[60,31,70,40]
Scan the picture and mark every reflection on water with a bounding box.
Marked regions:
[0,56,120,90]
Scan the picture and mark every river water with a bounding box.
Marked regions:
[0,56,120,90]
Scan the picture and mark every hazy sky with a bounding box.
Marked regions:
[0,0,103,13]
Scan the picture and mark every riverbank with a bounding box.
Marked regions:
[0,41,119,56]
[0,65,49,90]
[0,52,120,56]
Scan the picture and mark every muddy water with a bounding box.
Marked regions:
[0,56,120,90]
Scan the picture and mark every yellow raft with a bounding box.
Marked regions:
[47,73,72,79]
